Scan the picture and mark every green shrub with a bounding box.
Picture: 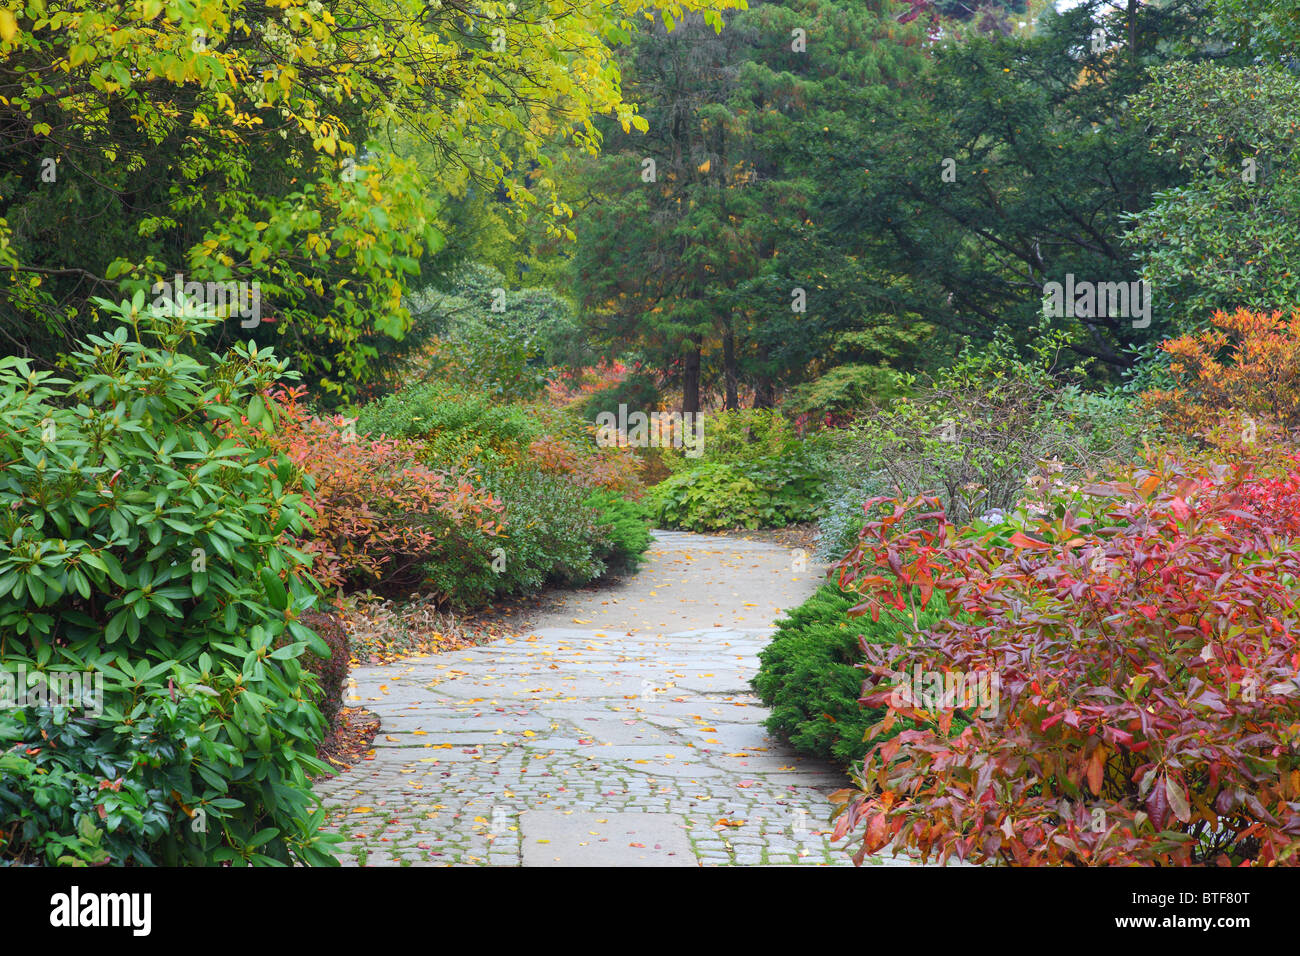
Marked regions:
[0,293,337,866]
[672,408,807,471]
[487,466,605,592]
[420,465,612,607]
[416,518,501,610]
[644,408,828,531]
[782,363,906,419]
[753,583,951,767]
[1,705,189,866]
[585,489,653,573]
[647,457,824,531]
[354,379,542,469]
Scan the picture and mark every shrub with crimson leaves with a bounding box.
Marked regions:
[265,386,505,596]
[830,451,1300,866]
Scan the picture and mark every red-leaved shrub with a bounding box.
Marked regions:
[265,387,505,594]
[830,451,1300,866]
[527,433,642,495]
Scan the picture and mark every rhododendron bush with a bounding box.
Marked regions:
[830,452,1300,866]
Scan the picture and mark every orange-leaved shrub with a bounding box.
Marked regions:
[830,450,1300,866]
[265,386,505,594]
[527,432,642,496]
[1142,308,1300,449]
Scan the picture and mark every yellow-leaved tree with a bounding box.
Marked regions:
[0,0,743,394]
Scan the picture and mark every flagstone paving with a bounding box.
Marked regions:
[316,530,916,866]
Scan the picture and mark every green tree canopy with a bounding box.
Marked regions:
[0,0,742,398]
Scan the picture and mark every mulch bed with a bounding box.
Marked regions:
[312,707,382,783]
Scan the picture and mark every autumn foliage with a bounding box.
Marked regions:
[830,453,1300,866]
[265,387,504,593]
[543,360,633,408]
[527,432,643,496]
[1142,308,1300,449]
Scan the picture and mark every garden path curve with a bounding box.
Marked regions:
[315,530,916,866]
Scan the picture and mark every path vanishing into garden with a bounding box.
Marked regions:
[316,530,916,866]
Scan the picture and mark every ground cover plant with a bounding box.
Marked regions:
[646,409,828,531]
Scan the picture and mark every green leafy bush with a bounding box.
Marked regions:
[354,379,542,470]
[782,363,906,420]
[0,294,337,866]
[644,408,827,531]
[1,698,206,866]
[418,465,616,607]
[482,466,605,594]
[647,458,823,531]
[817,326,1146,558]
[672,408,808,471]
[753,583,950,767]
[585,489,653,573]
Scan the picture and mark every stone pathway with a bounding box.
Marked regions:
[316,530,912,866]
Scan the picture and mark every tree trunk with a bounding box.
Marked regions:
[723,325,739,410]
[682,337,702,414]
[1128,0,1138,60]
[751,342,774,408]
